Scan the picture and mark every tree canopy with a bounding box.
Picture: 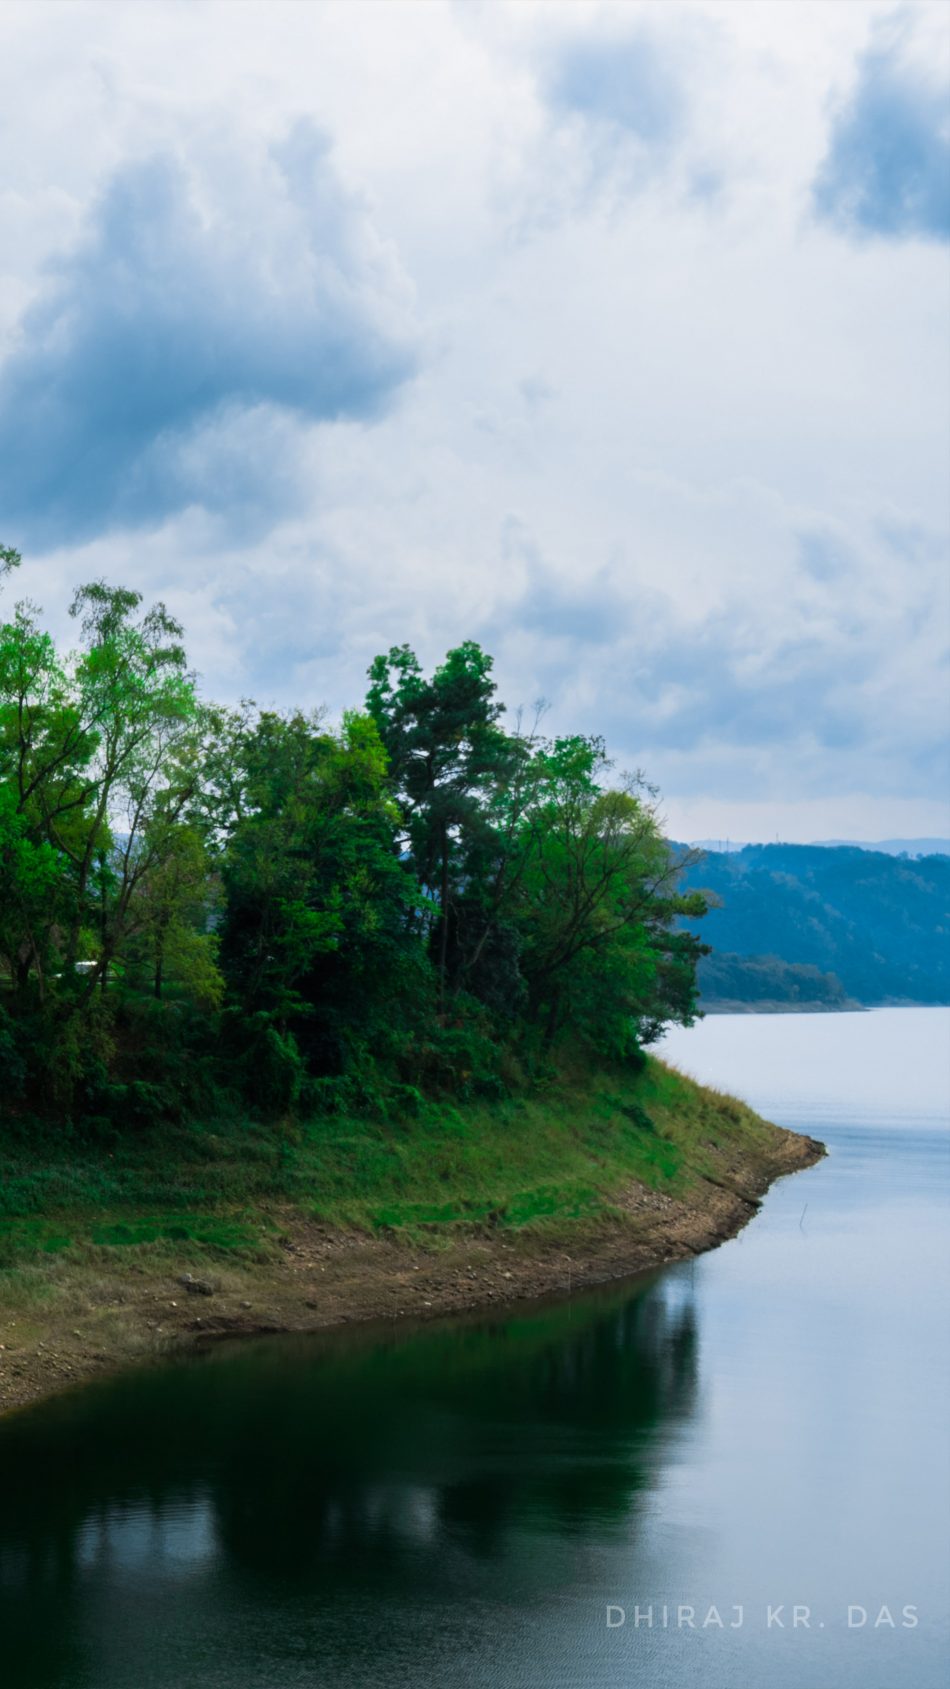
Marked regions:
[0,550,707,1129]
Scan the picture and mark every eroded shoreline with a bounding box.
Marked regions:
[0,1126,823,1421]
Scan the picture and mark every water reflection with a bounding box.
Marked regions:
[0,1274,699,1686]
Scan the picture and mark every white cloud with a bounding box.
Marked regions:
[0,0,946,839]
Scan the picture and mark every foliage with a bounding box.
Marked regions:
[0,548,707,1129]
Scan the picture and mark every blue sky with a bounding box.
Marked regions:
[0,0,947,841]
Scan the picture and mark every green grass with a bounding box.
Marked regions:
[0,1054,783,1268]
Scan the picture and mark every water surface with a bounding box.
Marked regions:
[1,1007,947,1687]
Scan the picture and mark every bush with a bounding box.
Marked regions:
[241,1023,305,1114]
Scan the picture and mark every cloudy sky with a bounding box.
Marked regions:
[1,0,948,842]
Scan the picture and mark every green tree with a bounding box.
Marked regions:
[366,641,507,1002]
[0,569,210,1108]
[121,822,221,1007]
[217,707,424,1104]
[2,542,707,1125]
[61,582,201,997]
[507,736,706,1053]
[0,597,100,1007]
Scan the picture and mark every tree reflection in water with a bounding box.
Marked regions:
[0,1269,700,1687]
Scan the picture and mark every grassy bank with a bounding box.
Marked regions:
[0,1056,823,1416]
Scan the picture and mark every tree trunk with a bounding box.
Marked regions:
[100,852,108,996]
[438,821,450,1008]
[542,989,561,1052]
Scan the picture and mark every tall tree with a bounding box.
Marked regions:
[217,707,423,1100]
[506,736,707,1052]
[0,599,98,1003]
[0,571,211,1107]
[366,641,506,1001]
[60,582,202,1000]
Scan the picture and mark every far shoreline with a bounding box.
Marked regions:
[700,998,949,1015]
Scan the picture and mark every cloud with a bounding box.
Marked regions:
[487,516,629,648]
[478,502,949,806]
[543,28,684,148]
[0,120,420,545]
[591,601,949,802]
[813,32,950,242]
[511,18,716,228]
[492,5,755,243]
[0,1,947,840]
[797,526,856,582]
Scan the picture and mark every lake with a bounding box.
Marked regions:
[1,1007,948,1688]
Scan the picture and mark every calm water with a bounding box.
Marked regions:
[1,1007,948,1689]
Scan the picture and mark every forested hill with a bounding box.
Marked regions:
[676,844,950,1008]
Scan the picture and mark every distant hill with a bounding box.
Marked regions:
[814,838,950,858]
[675,843,950,1009]
[689,839,751,854]
[688,837,950,859]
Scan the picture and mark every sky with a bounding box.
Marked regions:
[0,0,948,844]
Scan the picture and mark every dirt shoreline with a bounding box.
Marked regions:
[0,1126,823,1422]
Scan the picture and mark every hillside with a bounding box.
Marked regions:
[677,844,950,1008]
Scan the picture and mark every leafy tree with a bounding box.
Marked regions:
[1,545,707,1125]
[217,707,425,1101]
[0,599,99,1003]
[61,582,201,997]
[0,567,214,1108]
[0,783,63,1006]
[366,642,506,1000]
[121,822,222,1006]
[506,736,707,1053]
